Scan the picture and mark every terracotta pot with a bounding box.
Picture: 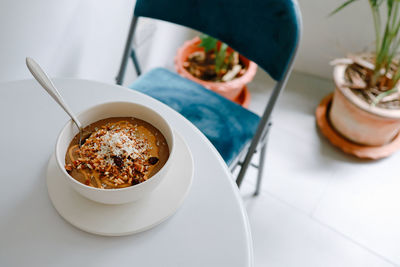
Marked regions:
[330,64,400,146]
[233,86,251,108]
[174,37,257,101]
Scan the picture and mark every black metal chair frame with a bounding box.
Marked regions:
[116,15,301,196]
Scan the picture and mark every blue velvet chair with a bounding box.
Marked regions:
[116,0,301,195]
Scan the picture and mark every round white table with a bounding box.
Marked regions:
[0,79,253,267]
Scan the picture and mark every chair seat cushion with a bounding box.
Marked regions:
[129,68,260,165]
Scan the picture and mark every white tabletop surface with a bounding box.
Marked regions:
[0,78,253,267]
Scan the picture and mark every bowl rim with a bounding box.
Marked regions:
[55,100,175,192]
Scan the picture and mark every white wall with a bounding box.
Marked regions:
[124,19,197,86]
[295,0,374,79]
[0,0,376,83]
[0,0,134,83]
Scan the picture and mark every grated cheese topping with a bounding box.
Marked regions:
[65,120,161,189]
[86,125,151,168]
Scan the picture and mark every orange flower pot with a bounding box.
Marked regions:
[330,64,400,146]
[233,86,251,108]
[174,37,257,103]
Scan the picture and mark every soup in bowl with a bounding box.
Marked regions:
[55,101,175,204]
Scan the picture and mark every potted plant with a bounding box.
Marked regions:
[175,34,257,108]
[328,0,400,146]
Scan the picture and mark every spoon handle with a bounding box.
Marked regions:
[26,57,82,130]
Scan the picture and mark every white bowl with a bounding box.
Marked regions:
[55,101,175,205]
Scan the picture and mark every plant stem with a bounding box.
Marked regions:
[372,87,398,105]
[369,0,384,86]
[369,0,381,56]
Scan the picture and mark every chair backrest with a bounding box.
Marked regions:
[125,0,302,187]
[134,0,301,81]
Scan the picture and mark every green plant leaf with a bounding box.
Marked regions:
[198,34,218,53]
[215,43,228,74]
[369,0,385,7]
[329,0,359,16]
[372,87,398,105]
[387,0,394,13]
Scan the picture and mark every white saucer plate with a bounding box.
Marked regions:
[46,132,193,236]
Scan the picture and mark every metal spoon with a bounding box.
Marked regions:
[26,57,85,146]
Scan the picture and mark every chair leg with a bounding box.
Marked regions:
[116,16,139,85]
[254,141,267,196]
[131,48,142,76]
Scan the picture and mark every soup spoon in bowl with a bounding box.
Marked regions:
[26,57,86,146]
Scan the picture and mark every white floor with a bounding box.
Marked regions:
[242,71,400,267]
